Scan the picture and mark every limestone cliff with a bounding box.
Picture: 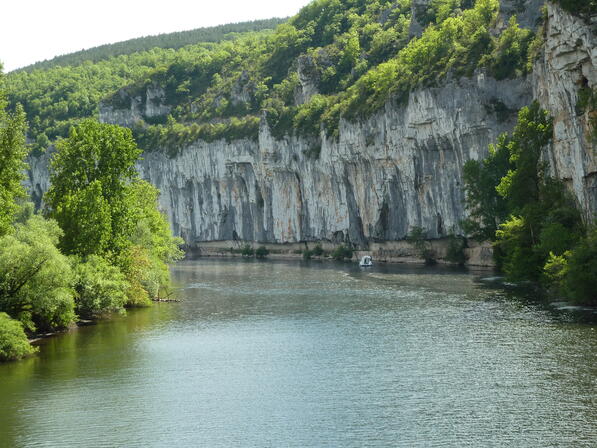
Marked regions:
[26,2,596,255]
[534,3,597,221]
[131,74,530,247]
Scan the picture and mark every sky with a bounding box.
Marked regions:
[1,0,312,72]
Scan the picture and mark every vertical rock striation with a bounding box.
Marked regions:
[534,3,597,220]
[130,74,531,247]
[26,3,596,250]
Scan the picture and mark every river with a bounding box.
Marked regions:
[0,259,595,447]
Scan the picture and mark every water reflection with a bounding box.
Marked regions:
[0,259,595,447]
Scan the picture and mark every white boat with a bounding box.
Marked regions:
[359,255,373,267]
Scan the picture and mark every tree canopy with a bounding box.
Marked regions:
[0,69,28,236]
[5,0,539,155]
[463,102,593,304]
[46,120,142,256]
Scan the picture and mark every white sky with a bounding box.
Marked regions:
[1,0,312,72]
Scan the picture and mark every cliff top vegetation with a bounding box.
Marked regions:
[5,0,542,154]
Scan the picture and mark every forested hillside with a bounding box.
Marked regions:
[5,22,281,151]
[17,18,286,73]
[104,0,539,152]
[7,0,542,153]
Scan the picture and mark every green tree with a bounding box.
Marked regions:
[123,180,184,300]
[50,180,113,256]
[496,102,553,213]
[0,67,28,237]
[0,216,76,333]
[73,255,129,318]
[0,312,37,362]
[492,103,583,281]
[462,135,511,240]
[46,120,142,257]
[481,16,534,80]
[46,121,182,306]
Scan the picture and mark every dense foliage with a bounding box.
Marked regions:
[0,215,76,333]
[1,68,182,360]
[0,69,28,236]
[46,121,183,306]
[0,312,36,362]
[5,0,538,154]
[73,256,128,318]
[462,137,511,241]
[331,245,354,261]
[46,120,142,256]
[463,102,594,304]
[18,18,285,72]
[5,24,278,152]
[119,0,534,147]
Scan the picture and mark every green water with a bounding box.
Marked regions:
[0,260,595,447]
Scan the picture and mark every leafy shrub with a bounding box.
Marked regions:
[255,246,270,259]
[240,244,255,257]
[0,313,36,362]
[543,251,569,290]
[0,216,76,333]
[312,244,324,256]
[562,229,597,305]
[446,234,468,265]
[331,245,353,261]
[73,256,129,318]
[406,227,437,265]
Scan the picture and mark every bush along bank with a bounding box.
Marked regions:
[0,76,183,361]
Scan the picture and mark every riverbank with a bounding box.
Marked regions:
[26,300,178,346]
[3,259,595,447]
[187,239,496,268]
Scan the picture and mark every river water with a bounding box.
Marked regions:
[0,259,595,447]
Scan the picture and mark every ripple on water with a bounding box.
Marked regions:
[0,259,595,448]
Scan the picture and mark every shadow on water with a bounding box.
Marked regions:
[474,276,597,325]
[0,305,174,446]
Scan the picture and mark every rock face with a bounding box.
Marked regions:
[133,73,530,247]
[99,84,170,127]
[27,3,596,252]
[534,3,597,221]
